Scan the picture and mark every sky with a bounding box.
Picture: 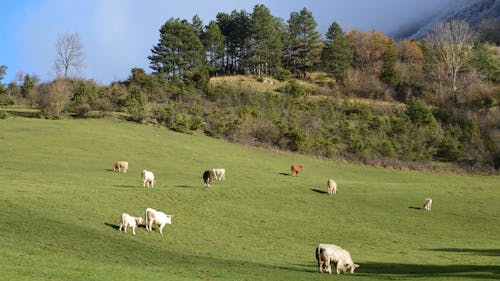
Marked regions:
[0,0,452,85]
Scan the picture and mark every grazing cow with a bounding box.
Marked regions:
[316,244,359,274]
[113,161,128,173]
[203,170,214,188]
[291,164,303,176]
[119,213,143,235]
[327,179,337,195]
[423,198,432,211]
[141,170,155,188]
[144,208,173,235]
[212,168,226,181]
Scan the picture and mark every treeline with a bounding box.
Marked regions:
[0,5,499,172]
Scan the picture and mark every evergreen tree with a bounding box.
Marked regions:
[321,22,352,84]
[380,39,399,86]
[216,10,251,74]
[191,15,204,38]
[202,21,226,76]
[247,4,282,76]
[284,8,322,78]
[149,18,205,83]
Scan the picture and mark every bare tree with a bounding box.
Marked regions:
[427,20,477,103]
[54,32,84,79]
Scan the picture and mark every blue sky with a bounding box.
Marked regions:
[0,0,451,85]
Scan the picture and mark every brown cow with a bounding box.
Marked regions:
[203,170,214,188]
[291,164,303,176]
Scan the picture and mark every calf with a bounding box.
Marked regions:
[327,179,337,195]
[212,168,226,181]
[316,244,359,274]
[203,170,214,188]
[141,170,155,188]
[144,208,173,235]
[119,213,143,235]
[113,161,128,173]
[423,198,432,211]
[291,164,303,176]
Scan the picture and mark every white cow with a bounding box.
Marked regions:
[212,168,226,181]
[316,244,359,274]
[327,179,337,195]
[423,198,432,211]
[119,213,143,235]
[144,208,173,235]
[141,170,155,188]
[113,161,128,173]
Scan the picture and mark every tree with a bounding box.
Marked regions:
[0,65,6,93]
[202,21,226,76]
[21,74,39,107]
[149,18,205,83]
[321,22,352,84]
[216,10,252,75]
[247,4,283,76]
[380,39,399,87]
[284,8,322,78]
[472,41,499,82]
[426,20,477,103]
[54,32,84,78]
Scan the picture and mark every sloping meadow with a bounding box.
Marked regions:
[0,117,498,280]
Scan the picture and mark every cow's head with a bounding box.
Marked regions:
[136,217,143,225]
[346,263,359,274]
[165,215,174,224]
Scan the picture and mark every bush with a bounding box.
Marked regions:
[0,109,9,119]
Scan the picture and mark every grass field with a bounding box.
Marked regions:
[0,117,499,280]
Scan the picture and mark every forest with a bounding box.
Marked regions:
[0,5,499,172]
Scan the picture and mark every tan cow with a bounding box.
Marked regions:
[316,244,359,274]
[113,161,128,173]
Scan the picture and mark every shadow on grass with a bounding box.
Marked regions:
[175,185,194,188]
[278,172,291,176]
[4,109,41,118]
[408,206,422,210]
[429,248,500,256]
[112,185,138,188]
[104,222,120,230]
[310,189,328,194]
[358,262,500,279]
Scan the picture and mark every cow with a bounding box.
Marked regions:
[212,168,226,181]
[316,244,359,274]
[144,208,173,235]
[291,164,303,176]
[326,179,337,195]
[119,213,143,235]
[203,170,214,188]
[113,161,128,173]
[141,170,155,188]
[423,198,432,211]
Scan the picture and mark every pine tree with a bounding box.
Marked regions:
[321,22,352,84]
[380,39,399,86]
[202,21,226,76]
[284,8,322,78]
[247,4,282,76]
[149,18,205,82]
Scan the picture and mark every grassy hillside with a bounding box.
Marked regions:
[0,117,499,280]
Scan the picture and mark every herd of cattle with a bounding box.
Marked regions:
[112,161,432,275]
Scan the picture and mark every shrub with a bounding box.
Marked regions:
[0,109,9,119]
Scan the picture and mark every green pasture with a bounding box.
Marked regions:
[0,117,498,280]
